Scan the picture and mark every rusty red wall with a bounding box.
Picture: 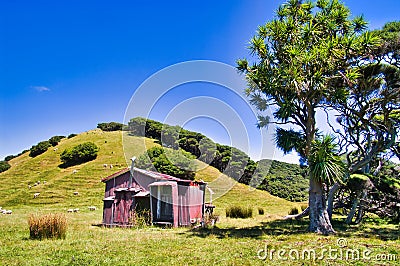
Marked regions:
[113,191,134,225]
[104,172,130,198]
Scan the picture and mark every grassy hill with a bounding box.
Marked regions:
[0,130,158,208]
[0,129,298,216]
[0,129,398,265]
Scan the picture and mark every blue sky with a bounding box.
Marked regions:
[1,0,399,162]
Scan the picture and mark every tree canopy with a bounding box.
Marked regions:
[136,146,197,180]
[237,0,380,234]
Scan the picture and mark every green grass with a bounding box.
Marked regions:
[0,130,399,265]
[0,207,398,265]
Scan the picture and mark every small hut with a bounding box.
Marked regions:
[101,160,206,227]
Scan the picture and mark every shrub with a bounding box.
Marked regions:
[97,122,124,131]
[0,161,11,173]
[4,155,17,161]
[68,133,77,139]
[60,142,99,167]
[28,213,67,240]
[258,207,264,215]
[48,135,65,146]
[226,206,253,219]
[288,207,299,215]
[129,209,151,228]
[136,146,196,180]
[29,141,51,157]
[300,204,308,211]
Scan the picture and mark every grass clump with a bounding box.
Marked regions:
[288,207,299,215]
[226,206,253,219]
[28,213,67,240]
[130,209,151,228]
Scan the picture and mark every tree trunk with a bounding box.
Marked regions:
[354,189,367,224]
[355,205,364,224]
[327,182,340,222]
[345,197,359,224]
[308,178,335,234]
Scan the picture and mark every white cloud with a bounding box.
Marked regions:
[31,86,50,92]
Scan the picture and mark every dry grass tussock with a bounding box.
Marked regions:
[28,213,67,240]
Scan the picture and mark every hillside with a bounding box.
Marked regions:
[254,159,308,202]
[0,129,298,216]
[0,130,157,208]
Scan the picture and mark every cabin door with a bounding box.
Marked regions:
[158,186,173,221]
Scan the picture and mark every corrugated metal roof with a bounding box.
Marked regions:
[134,191,150,197]
[148,181,178,187]
[101,167,206,185]
[101,168,130,182]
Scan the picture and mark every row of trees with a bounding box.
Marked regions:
[29,135,66,157]
[97,122,125,131]
[127,117,256,182]
[237,0,399,233]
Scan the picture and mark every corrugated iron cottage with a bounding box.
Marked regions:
[101,159,206,227]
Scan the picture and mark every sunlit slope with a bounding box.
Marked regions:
[0,130,158,207]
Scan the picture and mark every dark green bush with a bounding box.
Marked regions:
[48,135,65,146]
[0,161,11,173]
[97,122,125,131]
[60,142,99,167]
[28,213,67,240]
[4,155,17,161]
[288,207,299,215]
[67,133,77,139]
[226,206,253,219]
[136,146,196,180]
[29,141,51,157]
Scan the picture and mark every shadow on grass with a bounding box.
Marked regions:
[333,218,400,241]
[184,218,400,241]
[184,219,309,239]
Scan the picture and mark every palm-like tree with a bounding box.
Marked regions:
[309,135,346,186]
[307,135,346,233]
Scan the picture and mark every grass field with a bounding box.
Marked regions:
[0,130,398,265]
